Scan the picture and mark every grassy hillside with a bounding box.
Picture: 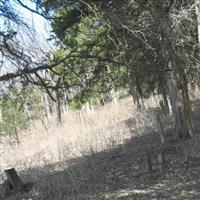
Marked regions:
[1,94,200,200]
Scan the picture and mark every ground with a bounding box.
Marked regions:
[1,98,200,200]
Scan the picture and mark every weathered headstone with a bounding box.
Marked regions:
[158,152,165,171]
[4,168,24,190]
[146,154,153,172]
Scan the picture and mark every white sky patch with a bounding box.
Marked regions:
[0,0,54,76]
[14,1,53,53]
[18,4,50,39]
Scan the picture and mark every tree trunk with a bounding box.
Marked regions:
[55,88,62,126]
[63,92,69,113]
[156,112,165,144]
[196,0,200,46]
[153,0,194,138]
[14,127,20,145]
[42,93,53,120]
[0,107,2,123]
[160,78,170,114]
[129,68,142,110]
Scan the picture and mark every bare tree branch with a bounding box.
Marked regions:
[15,0,55,20]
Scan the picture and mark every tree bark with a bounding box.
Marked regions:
[0,107,2,123]
[156,112,165,144]
[55,88,62,126]
[129,68,143,110]
[42,93,53,120]
[196,0,200,46]
[153,0,194,138]
[14,127,20,145]
[160,77,170,114]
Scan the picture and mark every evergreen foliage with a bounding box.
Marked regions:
[0,88,28,135]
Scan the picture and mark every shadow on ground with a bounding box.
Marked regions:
[2,100,200,200]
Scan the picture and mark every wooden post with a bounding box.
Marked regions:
[4,168,24,190]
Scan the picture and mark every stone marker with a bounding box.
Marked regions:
[146,154,153,172]
[4,168,24,190]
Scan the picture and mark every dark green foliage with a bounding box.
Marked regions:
[0,85,47,135]
[42,0,167,107]
[1,0,200,115]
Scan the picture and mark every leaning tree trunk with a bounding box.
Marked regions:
[153,0,194,138]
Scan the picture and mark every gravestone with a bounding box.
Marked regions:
[4,168,24,190]
[157,152,165,171]
[145,154,153,172]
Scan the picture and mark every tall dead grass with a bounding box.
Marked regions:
[1,88,200,200]
[1,89,199,183]
[0,96,157,178]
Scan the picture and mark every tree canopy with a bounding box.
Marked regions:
[0,0,200,137]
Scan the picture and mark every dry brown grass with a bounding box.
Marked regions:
[1,88,200,177]
[0,96,159,180]
[1,89,200,199]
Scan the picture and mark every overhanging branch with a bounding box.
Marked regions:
[0,53,125,82]
[0,54,71,82]
[15,0,55,20]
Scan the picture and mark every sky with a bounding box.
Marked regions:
[17,1,50,39]
[0,0,53,76]
[0,0,56,94]
[15,0,52,50]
